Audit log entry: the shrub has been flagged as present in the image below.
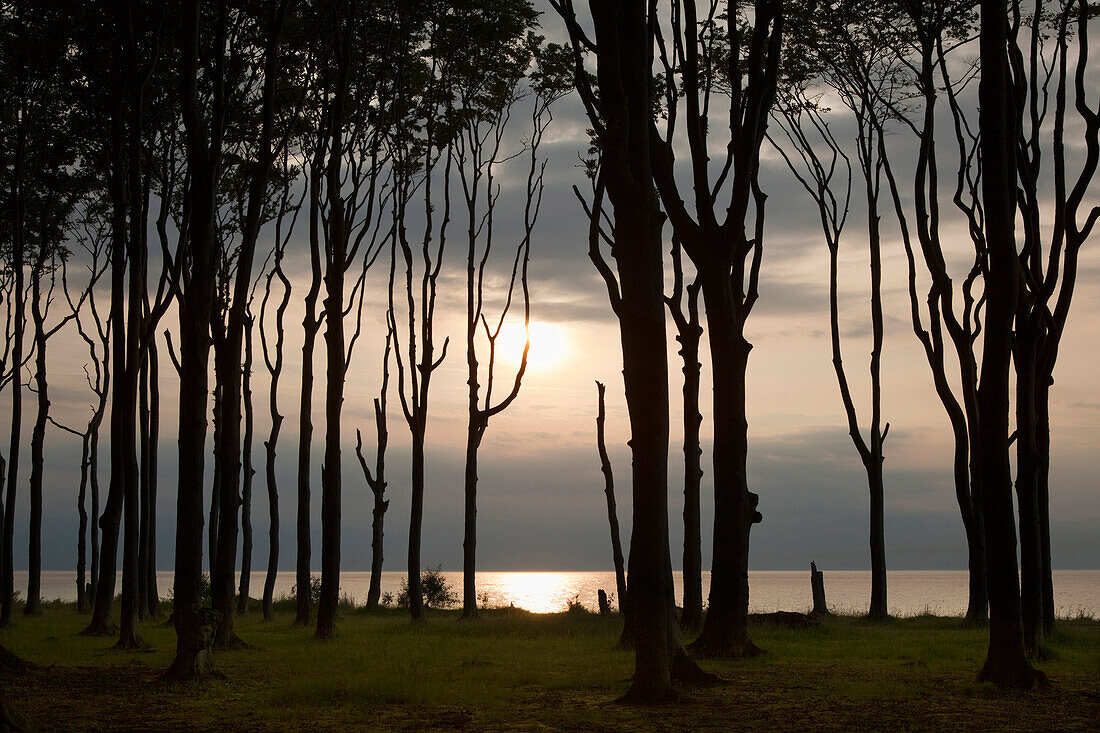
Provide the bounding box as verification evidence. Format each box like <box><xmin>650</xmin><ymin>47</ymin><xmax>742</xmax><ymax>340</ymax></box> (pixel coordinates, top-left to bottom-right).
<box><xmin>397</xmin><ymin>565</ymin><xmax>457</xmax><ymax>609</ymax></box>
<box><xmin>566</xmin><ymin>593</ymin><xmax>589</xmax><ymax>616</ymax></box>
<box><xmin>290</xmin><ymin>575</ymin><xmax>323</xmax><ymax>608</ymax></box>
<box><xmin>164</xmin><ymin>572</ymin><xmax>211</xmax><ymax>606</ymax></box>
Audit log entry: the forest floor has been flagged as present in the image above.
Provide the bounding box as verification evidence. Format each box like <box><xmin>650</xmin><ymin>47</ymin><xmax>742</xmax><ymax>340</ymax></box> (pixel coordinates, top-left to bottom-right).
<box><xmin>0</xmin><ymin>602</ymin><xmax>1097</xmax><ymax>731</ymax></box>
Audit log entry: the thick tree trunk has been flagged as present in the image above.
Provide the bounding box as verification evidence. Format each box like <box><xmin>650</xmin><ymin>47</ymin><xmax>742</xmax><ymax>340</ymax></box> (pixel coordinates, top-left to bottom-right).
<box><xmin>964</xmin><ymin>506</ymin><xmax>989</xmax><ymax>624</ymax></box>
<box><xmin>166</xmin><ymin>0</ymin><xmax>224</xmax><ymax>681</ymax></box>
<box><xmin>975</xmin><ymin>0</ymin><xmax>1041</xmax><ymax>689</ymax></box>
<box><xmin>316</xmin><ymin>227</ymin><xmax>346</xmax><ymax>640</ymax></box>
<box><xmin>211</xmin><ymin>321</ymin><xmax>245</xmax><ymax>648</ymax></box>
<box><xmin>691</xmin><ymin>266</ymin><xmax>761</xmax><ymax>659</ymax></box>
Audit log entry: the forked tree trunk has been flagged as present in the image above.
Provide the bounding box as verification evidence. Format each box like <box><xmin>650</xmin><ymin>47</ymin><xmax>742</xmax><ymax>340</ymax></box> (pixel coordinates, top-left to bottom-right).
<box><xmin>165</xmin><ymin>0</ymin><xmax>226</xmax><ymax>681</ymax></box>
<box><xmin>975</xmin><ymin>0</ymin><xmax>1042</xmax><ymax>689</ymax></box>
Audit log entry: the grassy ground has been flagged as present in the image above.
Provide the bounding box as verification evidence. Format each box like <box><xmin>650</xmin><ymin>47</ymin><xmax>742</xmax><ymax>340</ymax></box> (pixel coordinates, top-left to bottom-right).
<box><xmin>1</xmin><ymin>602</ymin><xmax>1097</xmax><ymax>731</ymax></box>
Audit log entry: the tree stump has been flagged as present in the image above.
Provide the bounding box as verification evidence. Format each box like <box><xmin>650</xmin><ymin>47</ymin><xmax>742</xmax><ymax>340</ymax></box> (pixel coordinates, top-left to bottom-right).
<box><xmin>598</xmin><ymin>589</ymin><xmax>611</xmax><ymax>615</ymax></box>
<box><xmin>811</xmin><ymin>562</ymin><xmax>829</xmax><ymax>616</ymax></box>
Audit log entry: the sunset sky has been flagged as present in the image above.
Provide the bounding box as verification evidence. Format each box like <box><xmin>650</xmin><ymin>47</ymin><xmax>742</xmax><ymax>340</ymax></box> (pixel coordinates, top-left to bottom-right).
<box><xmin>8</xmin><ymin>6</ymin><xmax>1100</xmax><ymax>578</ymax></box>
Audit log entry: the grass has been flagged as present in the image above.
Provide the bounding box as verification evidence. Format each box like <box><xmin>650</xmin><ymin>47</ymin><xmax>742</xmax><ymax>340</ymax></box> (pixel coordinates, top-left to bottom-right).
<box><xmin>1</xmin><ymin>603</ymin><xmax>1097</xmax><ymax>731</ymax></box>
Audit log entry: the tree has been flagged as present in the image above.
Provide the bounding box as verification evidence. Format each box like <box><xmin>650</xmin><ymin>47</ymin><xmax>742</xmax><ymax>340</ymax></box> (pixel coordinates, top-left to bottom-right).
<box><xmin>388</xmin><ymin>1</ymin><xmax>452</xmax><ymax>622</ymax></box>
<box><xmin>165</xmin><ymin>0</ymin><xmax>231</xmax><ymax>680</ymax></box>
<box><xmin>873</xmin><ymin>0</ymin><xmax>990</xmax><ymax>625</ymax></box>
<box><xmin>1007</xmin><ymin>0</ymin><xmax>1097</xmax><ymax>651</ymax></box>
<box><xmin>974</xmin><ymin>0</ymin><xmax>1043</xmax><ymax>689</ymax></box>
<box><xmin>553</xmin><ymin>0</ymin><xmax>713</xmax><ymax>702</ymax></box>
<box><xmin>258</xmin><ymin>149</ymin><xmax>304</xmax><ymax>621</ymax></box>
<box><xmin>594</xmin><ymin>381</ymin><xmax>627</xmax><ymax>625</ymax></box>
<box><xmin>207</xmin><ymin>0</ymin><xmax>290</xmax><ymax>649</ymax></box>
<box><xmin>646</xmin><ymin>0</ymin><xmax>783</xmax><ymax>657</ymax></box>
<box><xmin>665</xmin><ymin>237</ymin><xmax>702</xmax><ymax>630</ymax></box>
<box><xmin>771</xmin><ymin>0</ymin><xmax>905</xmax><ymax>619</ymax></box>
<box><xmin>355</xmin><ymin>332</ymin><xmax>390</xmax><ymax>610</ymax></box>
<box><xmin>0</xmin><ymin>0</ymin><xmax>79</xmax><ymax>628</ymax></box>
<box><xmin>313</xmin><ymin>0</ymin><xmax>400</xmax><ymax>640</ymax></box>
<box><xmin>452</xmin><ymin>11</ymin><xmax>557</xmax><ymax>620</ymax></box>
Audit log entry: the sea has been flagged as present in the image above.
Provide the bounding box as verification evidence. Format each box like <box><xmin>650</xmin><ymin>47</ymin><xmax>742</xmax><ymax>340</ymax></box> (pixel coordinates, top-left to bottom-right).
<box><xmin>18</xmin><ymin>569</ymin><xmax>1100</xmax><ymax>617</ymax></box>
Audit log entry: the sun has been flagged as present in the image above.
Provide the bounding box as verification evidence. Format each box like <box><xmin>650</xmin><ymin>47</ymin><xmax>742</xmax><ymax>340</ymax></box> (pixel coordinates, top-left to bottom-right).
<box><xmin>496</xmin><ymin>321</ymin><xmax>566</xmax><ymax>371</ymax></box>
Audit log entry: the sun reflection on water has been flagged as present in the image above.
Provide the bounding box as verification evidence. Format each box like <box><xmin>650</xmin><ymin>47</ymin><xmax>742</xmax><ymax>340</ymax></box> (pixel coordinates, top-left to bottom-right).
<box><xmin>487</xmin><ymin>572</ymin><xmax>578</xmax><ymax>613</ymax></box>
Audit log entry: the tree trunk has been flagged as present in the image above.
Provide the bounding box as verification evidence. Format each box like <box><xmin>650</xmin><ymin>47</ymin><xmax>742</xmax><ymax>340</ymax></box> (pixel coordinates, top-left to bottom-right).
<box><xmin>407</xmin><ymin>430</ymin><xmax>426</xmax><ymax>621</ymax></box>
<box><xmin>1014</xmin><ymin>316</ymin><xmax>1042</xmax><ymax>656</ymax></box>
<box><xmin>295</xmin><ymin>316</ymin><xmax>318</xmax><ymax>625</ymax></box>
<box><xmin>811</xmin><ymin>562</ymin><xmax>828</xmax><ymax>615</ymax></box>
<box><xmin>146</xmin><ymin>340</ymin><xmax>160</xmax><ymax>617</ymax></box>
<box><xmin>1</xmin><ymin>223</ymin><xmax>23</xmax><ymax>629</ymax></box>
<box><xmin>975</xmin><ymin>0</ymin><xmax>1041</xmax><ymax>689</ymax></box>
<box><xmin>1036</xmin><ymin>376</ymin><xmax>1054</xmax><ymax>636</ymax></box>
<box><xmin>295</xmin><ymin>152</ymin><xmax>324</xmax><ymax>625</ymax></box>
<box><xmin>209</xmin><ymin>379</ymin><xmax>221</xmax><ymax>577</ymax></box>
<box><xmin>262</xmin><ymin>268</ymin><xmax>289</xmax><ymax>621</ymax></box>
<box><xmin>138</xmin><ymin>338</ymin><xmax>151</xmax><ymax>619</ymax></box>
<box><xmin>677</xmin><ymin>325</ymin><xmax>703</xmax><ymax>631</ymax></box>
<box><xmin>237</xmin><ymin>317</ymin><xmax>255</xmax><ymax>616</ymax></box>
<box><xmin>595</xmin><ymin>382</ymin><xmax>628</xmax><ymax>626</ymax></box>
<box><xmin>691</xmin><ymin>264</ymin><xmax>761</xmax><ymax>658</ymax></box>
<box><xmin>367</xmin><ymin>486</ymin><xmax>386</xmax><ymax>609</ymax></box>
<box><xmin>461</xmin><ymin>423</ymin><xmax>484</xmax><ymax>619</ymax></box>
<box><xmin>25</xmin><ymin>259</ymin><xmax>48</xmax><ymax>617</ymax></box>
<box><xmin>166</xmin><ymin>0</ymin><xmax>225</xmax><ymax>680</ymax></box>
<box><xmin>867</xmin><ymin>462</ymin><xmax>888</xmax><ymax>619</ymax></box>
<box><xmin>76</xmin><ymin>434</ymin><xmax>91</xmax><ymax>613</ymax></box>
<box><xmin>89</xmin><ymin>426</ymin><xmax>102</xmax><ymax>605</ymax></box>
<box><xmin>83</xmin><ymin>81</ymin><xmax>128</xmax><ymax>636</ymax></box>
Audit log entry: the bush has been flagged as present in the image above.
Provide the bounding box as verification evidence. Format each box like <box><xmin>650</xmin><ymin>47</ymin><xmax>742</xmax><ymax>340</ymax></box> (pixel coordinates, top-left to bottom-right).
<box><xmin>380</xmin><ymin>591</ymin><xmax>394</xmax><ymax>608</ymax></box>
<box><xmin>566</xmin><ymin>593</ymin><xmax>589</xmax><ymax>616</ymax></box>
<box><xmin>290</xmin><ymin>575</ymin><xmax>323</xmax><ymax>608</ymax></box>
<box><xmin>397</xmin><ymin>565</ymin><xmax>457</xmax><ymax>609</ymax></box>
<box><xmin>164</xmin><ymin>572</ymin><xmax>211</xmax><ymax>606</ymax></box>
